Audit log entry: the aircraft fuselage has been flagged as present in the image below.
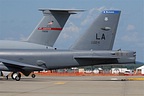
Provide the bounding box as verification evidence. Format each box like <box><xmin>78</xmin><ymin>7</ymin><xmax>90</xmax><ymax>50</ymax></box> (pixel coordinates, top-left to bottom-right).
<box><xmin>0</xmin><ymin>49</ymin><xmax>135</xmax><ymax>71</ymax></box>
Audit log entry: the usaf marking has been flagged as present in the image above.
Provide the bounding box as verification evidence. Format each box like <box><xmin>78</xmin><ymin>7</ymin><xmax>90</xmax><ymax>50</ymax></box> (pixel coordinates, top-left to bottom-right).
<box><xmin>103</xmin><ymin>10</ymin><xmax>120</xmax><ymax>14</ymax></box>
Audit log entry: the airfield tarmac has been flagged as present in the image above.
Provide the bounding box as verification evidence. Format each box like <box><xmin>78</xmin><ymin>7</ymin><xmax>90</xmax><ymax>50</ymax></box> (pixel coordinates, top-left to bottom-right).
<box><xmin>0</xmin><ymin>76</ymin><xmax>144</xmax><ymax>96</ymax></box>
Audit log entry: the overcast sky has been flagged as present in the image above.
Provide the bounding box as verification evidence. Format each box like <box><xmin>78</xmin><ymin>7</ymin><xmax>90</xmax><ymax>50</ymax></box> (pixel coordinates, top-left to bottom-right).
<box><xmin>0</xmin><ymin>0</ymin><xmax>143</xmax><ymax>62</ymax></box>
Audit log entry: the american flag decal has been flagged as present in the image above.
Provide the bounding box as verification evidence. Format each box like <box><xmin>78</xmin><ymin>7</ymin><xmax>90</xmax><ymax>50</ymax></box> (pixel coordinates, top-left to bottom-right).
<box><xmin>48</xmin><ymin>21</ymin><xmax>53</xmax><ymax>25</ymax></box>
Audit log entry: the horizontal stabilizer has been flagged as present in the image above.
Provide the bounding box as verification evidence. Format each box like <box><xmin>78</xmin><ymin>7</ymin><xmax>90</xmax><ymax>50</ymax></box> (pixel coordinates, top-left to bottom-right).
<box><xmin>39</xmin><ymin>8</ymin><xmax>85</xmax><ymax>14</ymax></box>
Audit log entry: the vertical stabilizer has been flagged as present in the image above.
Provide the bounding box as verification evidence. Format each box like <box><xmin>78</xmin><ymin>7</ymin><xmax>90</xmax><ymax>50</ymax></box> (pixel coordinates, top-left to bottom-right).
<box><xmin>71</xmin><ymin>10</ymin><xmax>121</xmax><ymax>50</ymax></box>
<box><xmin>27</xmin><ymin>9</ymin><xmax>83</xmax><ymax>46</ymax></box>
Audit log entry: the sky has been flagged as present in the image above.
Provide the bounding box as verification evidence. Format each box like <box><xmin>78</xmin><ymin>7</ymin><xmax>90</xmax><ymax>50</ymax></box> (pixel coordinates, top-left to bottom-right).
<box><xmin>0</xmin><ymin>0</ymin><xmax>143</xmax><ymax>62</ymax></box>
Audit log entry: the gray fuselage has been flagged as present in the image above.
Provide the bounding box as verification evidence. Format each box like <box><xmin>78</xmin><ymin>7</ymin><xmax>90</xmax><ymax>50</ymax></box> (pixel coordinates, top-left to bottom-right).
<box><xmin>0</xmin><ymin>49</ymin><xmax>135</xmax><ymax>71</ymax></box>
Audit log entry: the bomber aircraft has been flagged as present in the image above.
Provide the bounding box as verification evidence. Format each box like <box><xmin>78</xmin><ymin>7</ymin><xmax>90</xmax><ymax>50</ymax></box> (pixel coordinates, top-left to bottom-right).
<box><xmin>0</xmin><ymin>9</ymin><xmax>83</xmax><ymax>77</ymax></box>
<box><xmin>0</xmin><ymin>9</ymin><xmax>136</xmax><ymax>81</ymax></box>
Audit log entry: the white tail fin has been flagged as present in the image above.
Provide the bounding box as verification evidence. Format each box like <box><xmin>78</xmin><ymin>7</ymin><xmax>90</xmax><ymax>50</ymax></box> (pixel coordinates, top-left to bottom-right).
<box><xmin>71</xmin><ymin>10</ymin><xmax>121</xmax><ymax>50</ymax></box>
<box><xmin>27</xmin><ymin>9</ymin><xmax>84</xmax><ymax>47</ymax></box>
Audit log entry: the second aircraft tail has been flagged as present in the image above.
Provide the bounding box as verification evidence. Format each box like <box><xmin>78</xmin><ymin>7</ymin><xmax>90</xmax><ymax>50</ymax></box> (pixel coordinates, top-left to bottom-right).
<box><xmin>71</xmin><ymin>10</ymin><xmax>121</xmax><ymax>50</ymax></box>
<box><xmin>27</xmin><ymin>9</ymin><xmax>83</xmax><ymax>47</ymax></box>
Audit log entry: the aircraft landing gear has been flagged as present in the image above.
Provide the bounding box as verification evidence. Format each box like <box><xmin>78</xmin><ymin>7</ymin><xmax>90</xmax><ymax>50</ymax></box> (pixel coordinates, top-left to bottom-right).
<box><xmin>11</xmin><ymin>72</ymin><xmax>21</xmax><ymax>81</ymax></box>
<box><xmin>6</xmin><ymin>75</ymin><xmax>8</xmax><ymax>80</ymax></box>
<box><xmin>31</xmin><ymin>74</ymin><xmax>36</xmax><ymax>78</ymax></box>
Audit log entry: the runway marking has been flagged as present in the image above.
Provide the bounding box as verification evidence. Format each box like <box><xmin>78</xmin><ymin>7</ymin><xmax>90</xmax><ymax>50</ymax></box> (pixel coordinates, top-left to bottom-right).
<box><xmin>111</xmin><ymin>78</ymin><xmax>118</xmax><ymax>80</ymax></box>
<box><xmin>128</xmin><ymin>78</ymin><xmax>144</xmax><ymax>81</ymax></box>
<box><xmin>54</xmin><ymin>81</ymin><xmax>66</xmax><ymax>85</ymax></box>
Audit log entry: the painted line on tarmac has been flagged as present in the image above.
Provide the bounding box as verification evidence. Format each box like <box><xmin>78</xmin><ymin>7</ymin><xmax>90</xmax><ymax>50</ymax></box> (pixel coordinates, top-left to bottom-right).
<box><xmin>127</xmin><ymin>78</ymin><xmax>144</xmax><ymax>81</ymax></box>
<box><xmin>54</xmin><ymin>81</ymin><xmax>66</xmax><ymax>85</ymax></box>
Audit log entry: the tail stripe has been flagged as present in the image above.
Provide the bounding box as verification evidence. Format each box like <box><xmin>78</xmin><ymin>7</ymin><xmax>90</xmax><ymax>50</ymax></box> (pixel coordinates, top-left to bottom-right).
<box><xmin>38</xmin><ymin>27</ymin><xmax>62</xmax><ymax>31</ymax></box>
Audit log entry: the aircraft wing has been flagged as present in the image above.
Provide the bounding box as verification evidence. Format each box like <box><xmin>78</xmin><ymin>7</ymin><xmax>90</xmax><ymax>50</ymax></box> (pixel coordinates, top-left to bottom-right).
<box><xmin>0</xmin><ymin>58</ymin><xmax>45</xmax><ymax>71</ymax></box>
<box><xmin>74</xmin><ymin>56</ymin><xmax>119</xmax><ymax>59</ymax></box>
<box><xmin>74</xmin><ymin>56</ymin><xmax>119</xmax><ymax>65</ymax></box>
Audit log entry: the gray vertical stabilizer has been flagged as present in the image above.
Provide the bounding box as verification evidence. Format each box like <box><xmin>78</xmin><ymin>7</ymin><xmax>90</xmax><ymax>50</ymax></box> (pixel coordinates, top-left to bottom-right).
<box><xmin>71</xmin><ymin>10</ymin><xmax>121</xmax><ymax>50</ymax></box>
<box><xmin>27</xmin><ymin>9</ymin><xmax>84</xmax><ymax>47</ymax></box>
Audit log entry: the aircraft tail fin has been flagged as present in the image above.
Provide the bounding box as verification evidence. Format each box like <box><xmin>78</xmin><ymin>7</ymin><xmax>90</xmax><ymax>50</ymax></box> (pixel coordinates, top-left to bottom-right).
<box><xmin>71</xmin><ymin>10</ymin><xmax>121</xmax><ymax>50</ymax></box>
<box><xmin>27</xmin><ymin>9</ymin><xmax>84</xmax><ymax>46</ymax></box>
